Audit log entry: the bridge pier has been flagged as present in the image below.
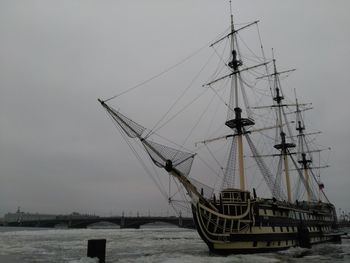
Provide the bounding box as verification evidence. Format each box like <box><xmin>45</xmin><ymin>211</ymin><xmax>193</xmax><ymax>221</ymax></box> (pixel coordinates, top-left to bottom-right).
<box><xmin>120</xmin><ymin>216</ymin><xmax>125</xmax><ymax>228</ymax></box>
<box><xmin>178</xmin><ymin>215</ymin><xmax>183</xmax><ymax>227</ymax></box>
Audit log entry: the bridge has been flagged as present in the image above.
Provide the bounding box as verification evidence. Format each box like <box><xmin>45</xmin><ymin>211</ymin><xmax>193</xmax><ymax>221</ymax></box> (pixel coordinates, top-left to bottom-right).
<box><xmin>2</xmin><ymin>215</ymin><xmax>195</xmax><ymax>229</ymax></box>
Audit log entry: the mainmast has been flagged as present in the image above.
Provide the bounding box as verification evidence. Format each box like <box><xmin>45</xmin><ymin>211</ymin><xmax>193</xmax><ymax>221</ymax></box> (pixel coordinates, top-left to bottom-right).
<box><xmin>271</xmin><ymin>58</ymin><xmax>296</xmax><ymax>202</ymax></box>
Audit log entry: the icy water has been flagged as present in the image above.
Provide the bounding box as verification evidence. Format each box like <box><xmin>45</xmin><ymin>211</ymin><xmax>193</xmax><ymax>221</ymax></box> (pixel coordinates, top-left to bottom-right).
<box><xmin>0</xmin><ymin>226</ymin><xmax>349</xmax><ymax>263</ymax></box>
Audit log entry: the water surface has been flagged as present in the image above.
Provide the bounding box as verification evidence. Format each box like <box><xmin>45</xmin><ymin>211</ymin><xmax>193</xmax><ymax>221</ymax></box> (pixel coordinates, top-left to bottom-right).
<box><xmin>0</xmin><ymin>226</ymin><xmax>349</xmax><ymax>262</ymax></box>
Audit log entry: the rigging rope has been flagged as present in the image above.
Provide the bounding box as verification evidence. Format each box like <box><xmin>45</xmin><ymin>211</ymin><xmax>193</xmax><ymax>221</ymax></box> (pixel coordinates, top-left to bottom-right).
<box><xmin>221</xmin><ymin>136</ymin><xmax>237</xmax><ymax>190</ymax></box>
<box><xmin>236</xmin><ymin>32</ymin><xmax>265</xmax><ymax>63</ymax></box>
<box><xmin>103</xmin><ymin>47</ymin><xmax>208</xmax><ymax>102</ymax></box>
<box><xmin>106</xmin><ymin>113</ymin><xmax>169</xmax><ymax>199</ymax></box>
<box><xmin>245</xmin><ymin>132</ymin><xmax>285</xmax><ymax>200</ymax></box>
<box><xmin>105</xmin><ymin>107</ymin><xmax>193</xmax><ymax>216</ymax></box>
<box><xmin>288</xmin><ymin>150</ymin><xmax>317</xmax><ymax>201</ymax></box>
<box><xmin>145</xmin><ymin>49</ymin><xmax>217</xmax><ymax>139</ymax></box>
<box><xmin>146</xmin><ymin>88</ymin><xmax>209</xmax><ymax>139</ymax></box>
<box><xmin>103</xmin><ymin>26</ymin><xmax>232</xmax><ymax>103</ymax></box>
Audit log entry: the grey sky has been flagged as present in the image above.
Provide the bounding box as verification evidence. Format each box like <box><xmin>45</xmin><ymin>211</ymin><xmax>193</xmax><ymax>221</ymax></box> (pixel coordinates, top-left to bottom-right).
<box><xmin>1</xmin><ymin>0</ymin><xmax>350</xmax><ymax>217</ymax></box>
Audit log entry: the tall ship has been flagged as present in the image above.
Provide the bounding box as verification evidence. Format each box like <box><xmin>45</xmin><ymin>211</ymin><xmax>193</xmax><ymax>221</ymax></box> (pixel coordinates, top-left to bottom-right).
<box><xmin>98</xmin><ymin>4</ymin><xmax>341</xmax><ymax>254</ymax></box>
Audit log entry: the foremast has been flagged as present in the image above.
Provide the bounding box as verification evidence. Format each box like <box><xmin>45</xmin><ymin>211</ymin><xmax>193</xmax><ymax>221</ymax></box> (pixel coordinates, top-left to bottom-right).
<box><xmin>205</xmin><ymin>12</ymin><xmax>271</xmax><ymax>194</ymax></box>
<box><xmin>225</xmin><ymin>10</ymin><xmax>254</xmax><ymax>191</ymax></box>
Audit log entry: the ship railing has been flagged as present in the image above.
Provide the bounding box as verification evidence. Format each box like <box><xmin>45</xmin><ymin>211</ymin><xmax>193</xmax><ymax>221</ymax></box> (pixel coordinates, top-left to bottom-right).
<box><xmin>198</xmin><ymin>201</ymin><xmax>252</xmax><ymax>234</ymax></box>
<box><xmin>200</xmin><ymin>211</ymin><xmax>251</xmax><ymax>234</ymax></box>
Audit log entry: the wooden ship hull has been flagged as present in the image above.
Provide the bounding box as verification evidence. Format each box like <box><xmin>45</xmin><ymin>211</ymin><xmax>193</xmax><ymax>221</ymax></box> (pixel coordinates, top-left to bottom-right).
<box><xmin>192</xmin><ymin>189</ymin><xmax>339</xmax><ymax>254</ymax></box>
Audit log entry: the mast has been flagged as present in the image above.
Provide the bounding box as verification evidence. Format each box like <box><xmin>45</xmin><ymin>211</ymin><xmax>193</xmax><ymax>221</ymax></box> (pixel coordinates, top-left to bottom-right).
<box><xmin>204</xmin><ymin>6</ymin><xmax>265</xmax><ymax>192</ymax></box>
<box><xmin>225</xmin><ymin>4</ymin><xmax>254</xmax><ymax>191</ymax></box>
<box><xmin>271</xmin><ymin>58</ymin><xmax>296</xmax><ymax>202</ymax></box>
<box><xmin>295</xmin><ymin>98</ymin><xmax>312</xmax><ymax>202</ymax></box>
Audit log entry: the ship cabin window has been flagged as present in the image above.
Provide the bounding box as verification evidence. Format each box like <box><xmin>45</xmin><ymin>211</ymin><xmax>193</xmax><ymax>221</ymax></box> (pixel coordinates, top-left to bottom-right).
<box><xmin>280</xmin><ymin>226</ymin><xmax>283</xmax><ymax>232</ymax></box>
<box><xmin>286</xmin><ymin>226</ymin><xmax>289</xmax><ymax>232</ymax></box>
<box><xmin>286</xmin><ymin>240</ymin><xmax>289</xmax><ymax>245</ymax></box>
<box><xmin>253</xmin><ymin>241</ymin><xmax>257</xmax><ymax>247</ymax></box>
<box><xmin>272</xmin><ymin>226</ymin><xmax>275</xmax><ymax>232</ymax></box>
<box><xmin>232</xmin><ymin>193</ymin><xmax>237</xmax><ymax>200</ymax></box>
<box><xmin>223</xmin><ymin>193</ymin><xmax>231</xmax><ymax>200</ymax></box>
<box><xmin>278</xmin><ymin>241</ymin><xmax>281</xmax><ymax>246</ymax></box>
<box><xmin>264</xmin><ymin>209</ymin><xmax>267</xmax><ymax>215</ymax></box>
<box><xmin>272</xmin><ymin>210</ymin><xmax>275</xmax><ymax>216</ymax></box>
<box><xmin>232</xmin><ymin>192</ymin><xmax>240</xmax><ymax>201</ymax></box>
<box><xmin>267</xmin><ymin>241</ymin><xmax>271</xmax><ymax>247</ymax></box>
<box><xmin>223</xmin><ymin>205</ymin><xmax>227</xmax><ymax>214</ymax></box>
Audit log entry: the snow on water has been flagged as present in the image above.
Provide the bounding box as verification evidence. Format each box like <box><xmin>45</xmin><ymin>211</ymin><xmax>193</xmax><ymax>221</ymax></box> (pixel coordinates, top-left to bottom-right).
<box><xmin>0</xmin><ymin>227</ymin><xmax>350</xmax><ymax>262</ymax></box>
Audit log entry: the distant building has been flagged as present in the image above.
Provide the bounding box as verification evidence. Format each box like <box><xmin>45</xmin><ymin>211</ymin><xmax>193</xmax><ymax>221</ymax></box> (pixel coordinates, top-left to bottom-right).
<box><xmin>4</xmin><ymin>207</ymin><xmax>56</xmax><ymax>223</ymax></box>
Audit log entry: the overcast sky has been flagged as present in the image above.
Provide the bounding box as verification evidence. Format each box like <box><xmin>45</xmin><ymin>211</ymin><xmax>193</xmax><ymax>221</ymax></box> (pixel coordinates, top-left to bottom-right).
<box><xmin>1</xmin><ymin>0</ymin><xmax>350</xmax><ymax>217</ymax></box>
